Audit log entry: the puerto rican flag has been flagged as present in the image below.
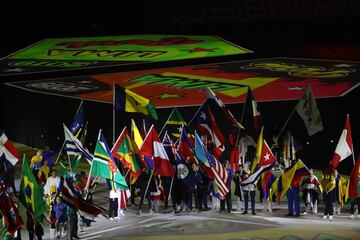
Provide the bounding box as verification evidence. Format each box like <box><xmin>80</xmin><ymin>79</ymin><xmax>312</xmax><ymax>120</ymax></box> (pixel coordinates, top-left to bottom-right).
<box><xmin>241</xmin><ymin>139</ymin><xmax>276</xmax><ymax>186</ymax></box>
<box><xmin>140</xmin><ymin>125</ymin><xmax>174</xmax><ymax>177</ymax></box>
<box><xmin>0</xmin><ymin>131</ymin><xmax>19</xmax><ymax>166</ymax></box>
<box><xmin>330</xmin><ymin>115</ymin><xmax>353</xmax><ymax>170</ymax></box>
<box><xmin>194</xmin><ymin>102</ymin><xmax>225</xmax><ymax>159</ymax></box>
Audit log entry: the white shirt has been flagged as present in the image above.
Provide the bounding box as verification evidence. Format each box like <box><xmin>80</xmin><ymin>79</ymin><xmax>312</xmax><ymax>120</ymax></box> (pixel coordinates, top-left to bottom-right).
<box><xmin>44</xmin><ymin>176</ymin><xmax>61</xmax><ymax>196</ymax></box>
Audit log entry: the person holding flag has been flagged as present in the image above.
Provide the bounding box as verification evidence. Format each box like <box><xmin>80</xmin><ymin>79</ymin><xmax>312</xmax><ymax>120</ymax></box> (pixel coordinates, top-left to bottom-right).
<box><xmin>241</xmin><ymin>168</ymin><xmax>256</xmax><ymax>215</ymax></box>
<box><xmin>301</xmin><ymin>168</ymin><xmax>321</xmax><ymax>214</ymax></box>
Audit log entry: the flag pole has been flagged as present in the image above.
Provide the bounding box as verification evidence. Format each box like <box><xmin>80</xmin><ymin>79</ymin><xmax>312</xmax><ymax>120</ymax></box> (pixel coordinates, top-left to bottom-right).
<box><xmin>276</xmin><ymin>108</ymin><xmax>296</xmax><ymax>143</ymax></box>
<box><xmin>167</xmin><ymin>177</ymin><xmax>174</xmax><ymax>203</ymax></box>
<box><xmin>55</xmin><ymin>100</ymin><xmax>84</xmax><ymax>165</ymax></box>
<box><xmin>113</xmin><ymin>82</ymin><xmax>116</xmax><ymax>145</ymax></box>
<box><xmin>159</xmin><ymin>108</ymin><xmax>175</xmax><ymax>136</ymax></box>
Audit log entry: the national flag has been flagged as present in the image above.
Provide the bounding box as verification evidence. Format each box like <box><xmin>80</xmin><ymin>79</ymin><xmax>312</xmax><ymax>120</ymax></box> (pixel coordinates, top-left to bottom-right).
<box><xmin>0</xmin><ymin>180</ymin><xmax>23</xmax><ymax>235</ymax></box>
<box><xmin>251</xmin><ymin>127</ymin><xmax>264</xmax><ymax>173</ymax></box>
<box><xmin>330</xmin><ymin>115</ymin><xmax>353</xmax><ymax>170</ymax></box>
<box><xmin>131</xmin><ymin>119</ymin><xmax>143</xmax><ymax>149</ymax></box>
<box><xmin>194</xmin><ymin>132</ymin><xmax>214</xmax><ymax>179</ymax></box>
<box><xmin>63</xmin><ymin>124</ymin><xmax>93</xmax><ymax>164</ymax></box>
<box><xmin>263</xmin><ymin>171</ymin><xmax>277</xmax><ymax>200</ymax></box>
<box><xmin>277</xmin><ymin>160</ymin><xmax>306</xmax><ymax>197</ymax></box>
<box><xmin>193</xmin><ymin>101</ymin><xmax>225</xmax><ymax>159</ymax></box>
<box><xmin>206</xmin><ymin>87</ymin><xmax>243</xmax><ymax>128</ymax></box>
<box><xmin>295</xmin><ymin>86</ymin><xmax>323</xmax><ymax>136</ymax></box>
<box><xmin>162</xmin><ymin>131</ymin><xmax>176</xmax><ymax>165</ymax></box>
<box><xmin>241</xmin><ymin>139</ymin><xmax>276</xmax><ymax>186</ymax></box>
<box><xmin>112</xmin><ymin>127</ymin><xmax>143</xmax><ymax>174</ymax></box>
<box><xmin>91</xmin><ymin>130</ymin><xmax>128</xmax><ymax>189</ymax></box>
<box><xmin>349</xmin><ymin>154</ymin><xmax>360</xmax><ymax>199</ymax></box>
<box><xmin>241</xmin><ymin>86</ymin><xmax>262</xmax><ymax>140</ymax></box>
<box><xmin>0</xmin><ymin>131</ymin><xmax>19</xmax><ymax>166</ymax></box>
<box><xmin>114</xmin><ymin>83</ymin><xmax>158</xmax><ymax>120</ymax></box>
<box><xmin>178</xmin><ymin>128</ymin><xmax>196</xmax><ymax>164</ymax></box>
<box><xmin>69</xmin><ymin>102</ymin><xmax>85</xmax><ymax>139</ymax></box>
<box><xmin>163</xmin><ymin>108</ymin><xmax>187</xmax><ymax>141</ymax></box>
<box><xmin>140</xmin><ymin>125</ymin><xmax>174</xmax><ymax>177</ymax></box>
<box><xmin>19</xmin><ymin>156</ymin><xmax>46</xmax><ymax>221</ymax></box>
<box><xmin>194</xmin><ymin>132</ymin><xmax>228</xmax><ymax>199</ymax></box>
<box><xmin>61</xmin><ymin>178</ymin><xmax>104</xmax><ymax>216</ymax></box>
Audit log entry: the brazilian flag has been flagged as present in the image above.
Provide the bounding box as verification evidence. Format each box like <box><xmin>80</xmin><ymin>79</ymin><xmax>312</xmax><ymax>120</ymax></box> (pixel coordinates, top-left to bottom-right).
<box><xmin>19</xmin><ymin>156</ymin><xmax>47</xmax><ymax>221</ymax></box>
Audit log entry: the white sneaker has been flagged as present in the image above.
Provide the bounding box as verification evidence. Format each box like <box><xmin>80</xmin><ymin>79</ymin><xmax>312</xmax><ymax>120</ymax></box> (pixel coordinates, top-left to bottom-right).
<box><xmin>115</xmin><ymin>216</ymin><xmax>121</xmax><ymax>220</ymax></box>
<box><xmin>329</xmin><ymin>215</ymin><xmax>333</xmax><ymax>221</ymax></box>
<box><xmin>109</xmin><ymin>217</ymin><xmax>114</xmax><ymax>221</ymax></box>
<box><xmin>350</xmin><ymin>214</ymin><xmax>354</xmax><ymax>220</ymax></box>
<box><xmin>150</xmin><ymin>209</ymin><xmax>154</xmax><ymax>215</ymax></box>
<box><xmin>322</xmin><ymin>215</ymin><xmax>328</xmax><ymax>219</ymax></box>
<box><xmin>303</xmin><ymin>212</ymin><xmax>307</xmax><ymax>215</ymax></box>
<box><xmin>138</xmin><ymin>210</ymin><xmax>142</xmax><ymax>215</ymax></box>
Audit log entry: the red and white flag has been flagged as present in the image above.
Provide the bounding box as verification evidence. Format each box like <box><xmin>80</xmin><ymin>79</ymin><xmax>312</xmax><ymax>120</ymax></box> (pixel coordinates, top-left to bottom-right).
<box><xmin>0</xmin><ymin>131</ymin><xmax>19</xmax><ymax>166</ymax></box>
<box><xmin>140</xmin><ymin>125</ymin><xmax>174</xmax><ymax>177</ymax></box>
<box><xmin>330</xmin><ymin>115</ymin><xmax>353</xmax><ymax>169</ymax></box>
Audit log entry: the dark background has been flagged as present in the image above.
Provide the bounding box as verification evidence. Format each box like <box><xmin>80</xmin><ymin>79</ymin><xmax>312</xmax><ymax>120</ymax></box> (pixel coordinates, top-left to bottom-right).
<box><xmin>1</xmin><ymin>0</ymin><xmax>359</xmax><ymax>173</ymax></box>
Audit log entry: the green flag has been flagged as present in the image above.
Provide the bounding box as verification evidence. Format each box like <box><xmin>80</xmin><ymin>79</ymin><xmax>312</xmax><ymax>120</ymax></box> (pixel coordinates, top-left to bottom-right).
<box><xmin>19</xmin><ymin>156</ymin><xmax>47</xmax><ymax>221</ymax></box>
<box><xmin>90</xmin><ymin>130</ymin><xmax>128</xmax><ymax>190</ymax></box>
<box><xmin>164</xmin><ymin>107</ymin><xmax>187</xmax><ymax>141</ymax></box>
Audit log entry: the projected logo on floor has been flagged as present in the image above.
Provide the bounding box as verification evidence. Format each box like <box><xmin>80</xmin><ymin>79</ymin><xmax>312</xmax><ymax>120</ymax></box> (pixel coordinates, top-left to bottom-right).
<box><xmin>6</xmin><ymin>58</ymin><xmax>359</xmax><ymax>107</ymax></box>
<box><xmin>0</xmin><ymin>35</ymin><xmax>251</xmax><ymax>75</ymax></box>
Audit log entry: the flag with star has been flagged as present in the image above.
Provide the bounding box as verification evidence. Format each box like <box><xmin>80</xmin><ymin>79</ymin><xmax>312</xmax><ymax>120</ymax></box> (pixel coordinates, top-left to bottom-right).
<box><xmin>90</xmin><ymin>130</ymin><xmax>128</xmax><ymax>190</ymax></box>
<box><xmin>69</xmin><ymin>102</ymin><xmax>85</xmax><ymax>139</ymax></box>
<box><xmin>193</xmin><ymin>101</ymin><xmax>225</xmax><ymax>159</ymax></box>
<box><xmin>114</xmin><ymin>83</ymin><xmax>158</xmax><ymax>120</ymax></box>
<box><xmin>19</xmin><ymin>155</ymin><xmax>46</xmax><ymax>221</ymax></box>
<box><xmin>162</xmin><ymin>107</ymin><xmax>187</xmax><ymax>141</ymax></box>
<box><xmin>241</xmin><ymin>139</ymin><xmax>276</xmax><ymax>187</ymax></box>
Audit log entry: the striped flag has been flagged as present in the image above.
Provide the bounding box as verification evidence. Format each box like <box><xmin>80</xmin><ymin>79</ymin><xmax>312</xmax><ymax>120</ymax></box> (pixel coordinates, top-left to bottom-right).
<box><xmin>63</xmin><ymin>124</ymin><xmax>93</xmax><ymax>164</ymax></box>
<box><xmin>0</xmin><ymin>131</ymin><xmax>19</xmax><ymax>166</ymax></box>
<box><xmin>330</xmin><ymin>115</ymin><xmax>353</xmax><ymax>170</ymax></box>
<box><xmin>194</xmin><ymin>132</ymin><xmax>228</xmax><ymax>199</ymax></box>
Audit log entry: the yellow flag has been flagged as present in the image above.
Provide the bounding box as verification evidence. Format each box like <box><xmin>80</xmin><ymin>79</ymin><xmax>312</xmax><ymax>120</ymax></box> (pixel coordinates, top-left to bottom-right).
<box><xmin>280</xmin><ymin>160</ymin><xmax>305</xmax><ymax>196</ymax></box>
<box><xmin>251</xmin><ymin>127</ymin><xmax>263</xmax><ymax>173</ymax></box>
<box><xmin>131</xmin><ymin>119</ymin><xmax>143</xmax><ymax>149</ymax></box>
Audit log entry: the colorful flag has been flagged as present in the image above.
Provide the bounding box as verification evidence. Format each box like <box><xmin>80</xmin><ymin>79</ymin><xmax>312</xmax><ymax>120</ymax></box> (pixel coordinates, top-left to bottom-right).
<box><xmin>277</xmin><ymin>160</ymin><xmax>306</xmax><ymax>197</ymax></box>
<box><xmin>114</xmin><ymin>83</ymin><xmax>158</xmax><ymax>120</ymax></box>
<box><xmin>140</xmin><ymin>125</ymin><xmax>174</xmax><ymax>177</ymax></box>
<box><xmin>193</xmin><ymin>102</ymin><xmax>225</xmax><ymax>159</ymax></box>
<box><xmin>131</xmin><ymin>119</ymin><xmax>143</xmax><ymax>149</ymax></box>
<box><xmin>112</xmin><ymin>127</ymin><xmax>143</xmax><ymax>174</ymax></box>
<box><xmin>63</xmin><ymin>124</ymin><xmax>93</xmax><ymax>164</ymax></box>
<box><xmin>241</xmin><ymin>139</ymin><xmax>276</xmax><ymax>187</ymax></box>
<box><xmin>69</xmin><ymin>102</ymin><xmax>85</xmax><ymax>139</ymax></box>
<box><xmin>19</xmin><ymin>156</ymin><xmax>46</xmax><ymax>221</ymax></box>
<box><xmin>349</xmin><ymin>154</ymin><xmax>360</xmax><ymax>199</ymax></box>
<box><xmin>206</xmin><ymin>87</ymin><xmax>243</xmax><ymax>128</ymax></box>
<box><xmin>163</xmin><ymin>108</ymin><xmax>187</xmax><ymax>141</ymax></box>
<box><xmin>330</xmin><ymin>115</ymin><xmax>353</xmax><ymax>170</ymax></box>
<box><xmin>0</xmin><ymin>179</ymin><xmax>23</xmax><ymax>235</ymax></box>
<box><xmin>162</xmin><ymin>131</ymin><xmax>176</xmax><ymax>165</ymax></box>
<box><xmin>295</xmin><ymin>86</ymin><xmax>323</xmax><ymax>136</ymax></box>
<box><xmin>178</xmin><ymin>128</ymin><xmax>196</xmax><ymax>164</ymax></box>
<box><xmin>91</xmin><ymin>130</ymin><xmax>128</xmax><ymax>189</ymax></box>
<box><xmin>241</xmin><ymin>86</ymin><xmax>262</xmax><ymax>140</ymax></box>
<box><xmin>263</xmin><ymin>171</ymin><xmax>277</xmax><ymax>200</ymax></box>
<box><xmin>61</xmin><ymin>178</ymin><xmax>104</xmax><ymax>216</ymax></box>
<box><xmin>0</xmin><ymin>131</ymin><xmax>19</xmax><ymax>166</ymax></box>
<box><xmin>194</xmin><ymin>132</ymin><xmax>228</xmax><ymax>199</ymax></box>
